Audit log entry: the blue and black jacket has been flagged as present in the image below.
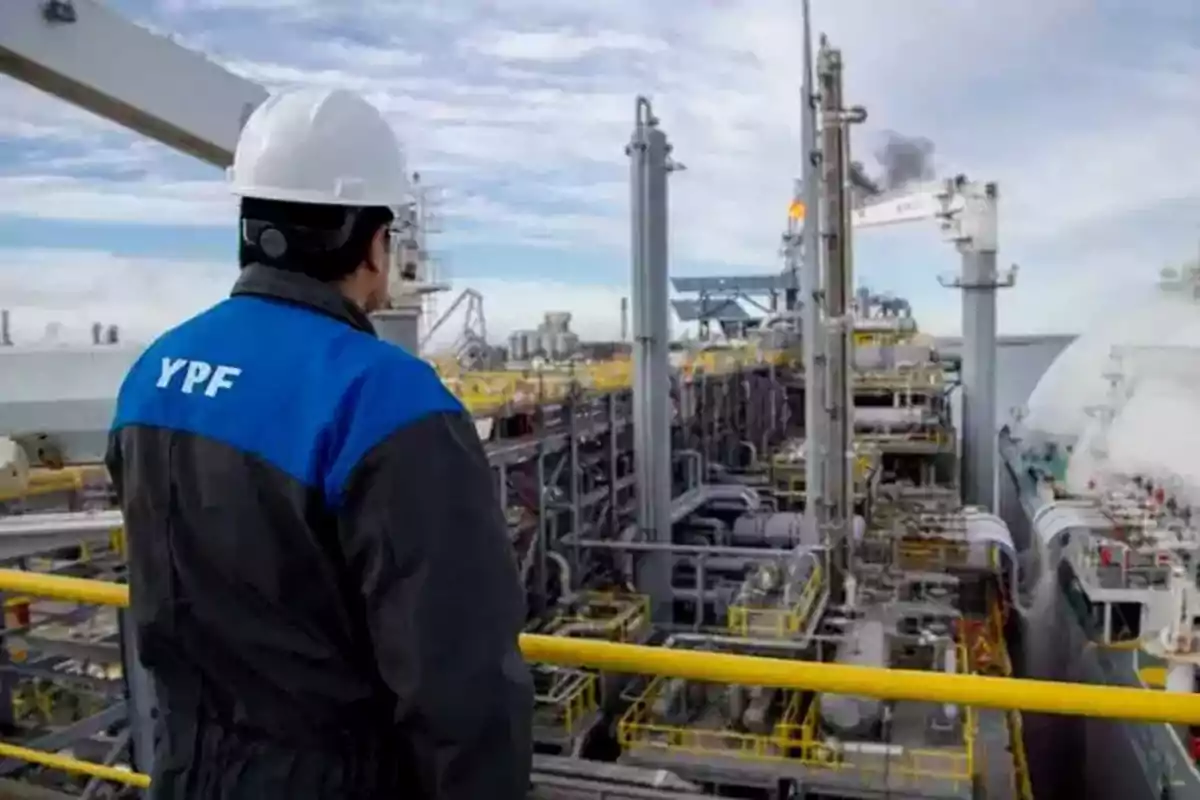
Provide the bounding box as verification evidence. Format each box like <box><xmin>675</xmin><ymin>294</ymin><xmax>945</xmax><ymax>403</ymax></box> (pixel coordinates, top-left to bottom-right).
<box><xmin>107</xmin><ymin>264</ymin><xmax>532</xmax><ymax>799</ymax></box>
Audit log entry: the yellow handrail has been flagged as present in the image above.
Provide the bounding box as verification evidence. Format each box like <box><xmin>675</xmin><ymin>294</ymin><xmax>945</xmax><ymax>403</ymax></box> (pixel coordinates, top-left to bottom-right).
<box><xmin>0</xmin><ymin>742</ymin><xmax>150</xmax><ymax>788</ymax></box>
<box><xmin>4</xmin><ymin>569</ymin><xmax>1200</xmax><ymax>726</ymax></box>
<box><xmin>3</xmin><ymin>567</ymin><xmax>1200</xmax><ymax>788</ymax></box>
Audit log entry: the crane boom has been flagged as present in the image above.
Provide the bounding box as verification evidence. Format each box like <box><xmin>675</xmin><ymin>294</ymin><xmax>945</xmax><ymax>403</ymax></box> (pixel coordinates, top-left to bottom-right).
<box><xmin>849</xmin><ymin>177</ymin><xmax>964</xmax><ymax>229</ymax></box>
<box><xmin>0</xmin><ymin>0</ymin><xmax>267</xmax><ymax>167</ymax></box>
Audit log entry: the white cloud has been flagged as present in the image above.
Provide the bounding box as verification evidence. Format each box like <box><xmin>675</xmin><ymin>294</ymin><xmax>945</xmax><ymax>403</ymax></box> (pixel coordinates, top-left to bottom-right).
<box><xmin>0</xmin><ymin>246</ymin><xmax>1153</xmax><ymax>355</ymax></box>
<box><xmin>0</xmin><ymin>175</ymin><xmax>234</xmax><ymax>225</ymax></box>
<box><xmin>0</xmin><ymin>246</ymin><xmax>629</xmax><ymax>348</ymax></box>
<box><xmin>466</xmin><ymin>30</ymin><xmax>666</xmax><ymax>62</ymax></box>
<box><xmin>1</xmin><ymin>0</ymin><xmax>1198</xmax><ymax>339</ymax></box>
<box><xmin>0</xmin><ymin>248</ymin><xmax>230</xmax><ymax>345</ymax></box>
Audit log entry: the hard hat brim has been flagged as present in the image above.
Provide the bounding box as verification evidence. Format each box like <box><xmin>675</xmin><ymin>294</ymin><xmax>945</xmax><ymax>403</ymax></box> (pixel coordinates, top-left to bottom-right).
<box><xmin>229</xmin><ymin>178</ymin><xmax>404</xmax><ymax>209</ymax></box>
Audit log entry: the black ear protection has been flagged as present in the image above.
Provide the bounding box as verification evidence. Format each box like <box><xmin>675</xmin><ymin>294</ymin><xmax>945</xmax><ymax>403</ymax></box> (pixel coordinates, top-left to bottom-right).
<box><xmin>241</xmin><ymin>210</ymin><xmax>360</xmax><ymax>263</ymax></box>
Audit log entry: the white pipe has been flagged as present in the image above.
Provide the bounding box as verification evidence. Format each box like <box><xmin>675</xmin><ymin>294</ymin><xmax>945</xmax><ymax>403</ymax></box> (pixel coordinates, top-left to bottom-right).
<box><xmin>548</xmin><ymin>551</ymin><xmax>573</xmax><ymax>599</ymax></box>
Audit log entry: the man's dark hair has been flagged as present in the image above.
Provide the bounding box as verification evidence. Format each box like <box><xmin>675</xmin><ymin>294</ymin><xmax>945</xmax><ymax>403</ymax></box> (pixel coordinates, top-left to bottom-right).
<box><xmin>238</xmin><ymin>197</ymin><xmax>394</xmax><ymax>283</ymax></box>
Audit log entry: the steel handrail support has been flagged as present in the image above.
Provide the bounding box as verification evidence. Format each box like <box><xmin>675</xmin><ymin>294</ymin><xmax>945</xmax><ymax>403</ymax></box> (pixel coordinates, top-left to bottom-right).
<box><xmin>2</xmin><ymin>567</ymin><xmax>1200</xmax><ymax>791</ymax></box>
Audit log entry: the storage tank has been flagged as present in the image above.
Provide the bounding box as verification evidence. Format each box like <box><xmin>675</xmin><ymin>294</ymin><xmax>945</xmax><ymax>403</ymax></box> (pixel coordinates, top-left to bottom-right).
<box><xmin>553</xmin><ymin>331</ymin><xmax>580</xmax><ymax>360</ymax></box>
<box><xmin>819</xmin><ymin>618</ymin><xmax>888</xmax><ymax>737</ymax></box>
<box><xmin>543</xmin><ymin>311</ymin><xmax>572</xmax><ymax>332</ymax></box>
<box><xmin>539</xmin><ymin>330</ymin><xmax>556</xmax><ymax>360</ymax></box>
<box><xmin>508</xmin><ymin>331</ymin><xmax>529</xmax><ymax>361</ymax></box>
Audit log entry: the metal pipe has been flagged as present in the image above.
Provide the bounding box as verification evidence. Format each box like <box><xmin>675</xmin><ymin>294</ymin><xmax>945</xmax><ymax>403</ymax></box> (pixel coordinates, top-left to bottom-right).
<box><xmin>561</xmin><ymin>537</ymin><xmax>821</xmax><ymax>560</ymax></box>
<box><xmin>4</xmin><ymin>570</ymin><xmax>1200</xmax><ymax>723</ymax></box>
<box><xmin>0</xmin><ymin>510</ymin><xmax>123</xmax><ymax>536</ymax></box>
<box><xmin>665</xmin><ymin>632</ymin><xmax>843</xmax><ymax>651</ymax></box>
<box><xmin>547</xmin><ymin>551</ymin><xmax>572</xmax><ymax>599</ymax></box>
<box><xmin>659</xmin><ymin>624</ymin><xmax>850</xmax><ymax>645</ymax></box>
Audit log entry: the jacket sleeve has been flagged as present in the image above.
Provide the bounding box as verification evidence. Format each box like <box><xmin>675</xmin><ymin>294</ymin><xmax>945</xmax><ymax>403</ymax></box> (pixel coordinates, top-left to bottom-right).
<box><xmin>335</xmin><ymin>408</ymin><xmax>533</xmax><ymax>800</ymax></box>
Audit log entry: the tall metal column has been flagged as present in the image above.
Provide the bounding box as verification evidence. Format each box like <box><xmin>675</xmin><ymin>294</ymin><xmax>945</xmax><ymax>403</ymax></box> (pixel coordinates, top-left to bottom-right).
<box><xmin>816</xmin><ymin>39</ymin><xmax>865</xmax><ymax>605</ymax></box>
<box><xmin>941</xmin><ymin>181</ymin><xmax>1012</xmax><ymax>511</ymax></box>
<box><xmin>799</xmin><ymin>0</ymin><xmax>824</xmax><ymax>530</ymax></box>
<box><xmin>628</xmin><ymin>97</ymin><xmax>681</xmax><ymax>621</ymax></box>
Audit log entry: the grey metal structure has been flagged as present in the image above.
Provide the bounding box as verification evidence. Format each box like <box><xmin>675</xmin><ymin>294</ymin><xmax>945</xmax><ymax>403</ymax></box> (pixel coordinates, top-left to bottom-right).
<box><xmin>628</xmin><ymin>98</ymin><xmax>681</xmax><ymax>622</ymax></box>
<box><xmin>815</xmin><ymin>38</ymin><xmax>866</xmax><ymax>603</ymax></box>
<box><xmin>938</xmin><ymin>183</ymin><xmax>1014</xmax><ymax>511</ymax></box>
<box><xmin>799</xmin><ymin>0</ymin><xmax>825</xmax><ymax>537</ymax></box>
<box><xmin>849</xmin><ymin>176</ymin><xmax>1014</xmax><ymax>513</ymax></box>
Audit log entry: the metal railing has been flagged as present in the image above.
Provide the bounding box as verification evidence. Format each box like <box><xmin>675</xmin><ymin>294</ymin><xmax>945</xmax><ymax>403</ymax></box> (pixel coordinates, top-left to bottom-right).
<box><xmin>541</xmin><ymin>592</ymin><xmax>649</xmax><ymax>643</ymax></box>
<box><xmin>618</xmin><ymin>679</ymin><xmax>806</xmax><ymax>762</ymax></box>
<box><xmin>795</xmin><ymin>700</ymin><xmax>976</xmax><ymax>792</ymax></box>
<box><xmin>727</xmin><ymin>564</ymin><xmax>824</xmax><ymax>638</ymax></box>
<box><xmin>5</xmin><ymin>568</ymin><xmax>1200</xmax><ymax>790</ymax></box>
<box><xmin>439</xmin><ymin>348</ymin><xmax>787</xmax><ymax>418</ymax></box>
<box><xmin>533</xmin><ymin>666</ymin><xmax>599</xmax><ymax>740</ymax></box>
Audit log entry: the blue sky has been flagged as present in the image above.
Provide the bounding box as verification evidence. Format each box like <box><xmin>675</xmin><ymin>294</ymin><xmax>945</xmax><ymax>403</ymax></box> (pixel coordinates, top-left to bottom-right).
<box><xmin>1</xmin><ymin>0</ymin><xmax>1199</xmax><ymax>344</ymax></box>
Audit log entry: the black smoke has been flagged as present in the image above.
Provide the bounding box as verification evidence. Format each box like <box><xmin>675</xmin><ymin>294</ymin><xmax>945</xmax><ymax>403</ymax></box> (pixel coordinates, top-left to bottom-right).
<box><xmin>873</xmin><ymin>130</ymin><xmax>935</xmax><ymax>191</ymax></box>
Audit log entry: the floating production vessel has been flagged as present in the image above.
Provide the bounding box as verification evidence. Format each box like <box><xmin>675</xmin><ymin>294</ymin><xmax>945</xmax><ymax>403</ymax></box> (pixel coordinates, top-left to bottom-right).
<box><xmin>1</xmin><ymin>2</ymin><xmax>1198</xmax><ymax>799</ymax></box>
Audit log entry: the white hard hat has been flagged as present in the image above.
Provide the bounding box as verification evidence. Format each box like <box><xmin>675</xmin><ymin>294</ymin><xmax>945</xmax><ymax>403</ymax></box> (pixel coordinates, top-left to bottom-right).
<box><xmin>230</xmin><ymin>88</ymin><xmax>408</xmax><ymax>207</ymax></box>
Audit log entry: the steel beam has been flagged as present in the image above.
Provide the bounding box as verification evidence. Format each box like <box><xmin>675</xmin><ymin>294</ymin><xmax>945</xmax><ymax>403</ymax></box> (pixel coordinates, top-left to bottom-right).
<box><xmin>0</xmin><ymin>512</ymin><xmax>120</xmax><ymax>562</ymax></box>
<box><xmin>0</xmin><ymin>0</ymin><xmax>266</xmax><ymax>166</ymax></box>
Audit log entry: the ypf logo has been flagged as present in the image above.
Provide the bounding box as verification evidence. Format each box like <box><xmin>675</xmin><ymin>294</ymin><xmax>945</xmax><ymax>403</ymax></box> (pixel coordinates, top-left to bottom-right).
<box><xmin>156</xmin><ymin>358</ymin><xmax>242</xmax><ymax>397</ymax></box>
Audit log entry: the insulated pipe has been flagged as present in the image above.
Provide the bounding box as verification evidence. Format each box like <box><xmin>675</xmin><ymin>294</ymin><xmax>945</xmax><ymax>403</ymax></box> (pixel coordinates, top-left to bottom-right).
<box><xmin>7</xmin><ymin>570</ymin><xmax>1200</xmax><ymax>724</ymax></box>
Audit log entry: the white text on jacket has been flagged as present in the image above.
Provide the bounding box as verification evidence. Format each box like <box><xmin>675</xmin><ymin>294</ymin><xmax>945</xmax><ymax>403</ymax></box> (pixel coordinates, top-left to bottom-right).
<box><xmin>156</xmin><ymin>358</ymin><xmax>242</xmax><ymax>397</ymax></box>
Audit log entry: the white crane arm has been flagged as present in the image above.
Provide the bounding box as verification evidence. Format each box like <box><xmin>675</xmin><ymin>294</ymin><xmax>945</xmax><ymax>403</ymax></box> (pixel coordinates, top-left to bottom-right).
<box><xmin>0</xmin><ymin>0</ymin><xmax>267</xmax><ymax>167</ymax></box>
<box><xmin>849</xmin><ymin>178</ymin><xmax>963</xmax><ymax>230</ymax></box>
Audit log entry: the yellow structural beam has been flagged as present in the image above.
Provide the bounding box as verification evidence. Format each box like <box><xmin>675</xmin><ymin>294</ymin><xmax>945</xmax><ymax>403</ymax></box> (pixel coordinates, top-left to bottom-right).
<box><xmin>3</xmin><ymin>570</ymin><xmax>1200</xmax><ymax>725</ymax></box>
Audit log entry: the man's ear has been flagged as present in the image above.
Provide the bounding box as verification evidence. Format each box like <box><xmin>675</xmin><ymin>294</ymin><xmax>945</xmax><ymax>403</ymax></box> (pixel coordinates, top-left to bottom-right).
<box><xmin>366</xmin><ymin>225</ymin><xmax>389</xmax><ymax>274</ymax></box>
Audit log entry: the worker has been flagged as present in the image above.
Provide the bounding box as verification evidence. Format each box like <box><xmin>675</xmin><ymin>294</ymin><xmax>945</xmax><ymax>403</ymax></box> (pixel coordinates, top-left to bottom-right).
<box><xmin>106</xmin><ymin>88</ymin><xmax>532</xmax><ymax>799</ymax></box>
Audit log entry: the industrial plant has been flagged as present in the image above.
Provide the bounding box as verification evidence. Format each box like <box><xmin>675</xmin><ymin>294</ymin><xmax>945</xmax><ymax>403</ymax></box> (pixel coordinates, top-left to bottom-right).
<box><xmin>1</xmin><ymin>2</ymin><xmax>1199</xmax><ymax>800</ymax></box>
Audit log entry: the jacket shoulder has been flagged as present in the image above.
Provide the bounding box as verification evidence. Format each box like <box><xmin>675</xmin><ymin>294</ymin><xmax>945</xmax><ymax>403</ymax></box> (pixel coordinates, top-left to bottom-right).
<box><xmin>324</xmin><ymin>341</ymin><xmax>465</xmax><ymax>505</ymax></box>
<box><xmin>112</xmin><ymin>297</ymin><xmax>457</xmax><ymax>494</ymax></box>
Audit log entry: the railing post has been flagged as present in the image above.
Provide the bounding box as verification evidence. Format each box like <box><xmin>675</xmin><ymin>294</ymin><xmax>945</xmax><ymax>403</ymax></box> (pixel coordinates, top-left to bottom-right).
<box><xmin>0</xmin><ymin>593</ymin><xmax>16</xmax><ymax>737</ymax></box>
<box><xmin>118</xmin><ymin>609</ymin><xmax>156</xmax><ymax>785</ymax></box>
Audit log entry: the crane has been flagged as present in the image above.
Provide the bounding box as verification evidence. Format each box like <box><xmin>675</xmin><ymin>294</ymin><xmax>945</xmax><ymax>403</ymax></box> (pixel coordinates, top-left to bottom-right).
<box><xmin>850</xmin><ymin>174</ymin><xmax>1017</xmax><ymax>512</ymax></box>
<box><xmin>0</xmin><ymin>0</ymin><xmax>267</xmax><ymax>166</ymax></box>
<box><xmin>0</xmin><ymin>0</ymin><xmax>442</xmax><ymax>329</ymax></box>
<box><xmin>0</xmin><ymin>0</ymin><xmax>443</xmax><ymax>469</ymax></box>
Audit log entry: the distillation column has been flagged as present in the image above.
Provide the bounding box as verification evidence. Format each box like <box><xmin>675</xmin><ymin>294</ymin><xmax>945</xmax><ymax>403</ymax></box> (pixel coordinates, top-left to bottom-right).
<box><xmin>816</xmin><ymin>40</ymin><xmax>865</xmax><ymax>604</ymax></box>
<box><xmin>799</xmin><ymin>0</ymin><xmax>825</xmax><ymax>534</ymax></box>
<box><xmin>628</xmin><ymin>98</ymin><xmax>680</xmax><ymax>621</ymax></box>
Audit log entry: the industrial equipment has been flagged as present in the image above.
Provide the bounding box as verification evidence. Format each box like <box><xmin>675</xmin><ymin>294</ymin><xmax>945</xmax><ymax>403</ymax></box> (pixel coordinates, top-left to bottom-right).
<box><xmin>5</xmin><ymin>2</ymin><xmax>1186</xmax><ymax>800</ymax></box>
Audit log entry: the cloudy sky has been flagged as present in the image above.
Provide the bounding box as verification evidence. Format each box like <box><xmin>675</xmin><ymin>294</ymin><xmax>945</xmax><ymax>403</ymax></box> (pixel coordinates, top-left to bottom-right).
<box><xmin>2</xmin><ymin>0</ymin><xmax>1199</xmax><ymax>347</ymax></box>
